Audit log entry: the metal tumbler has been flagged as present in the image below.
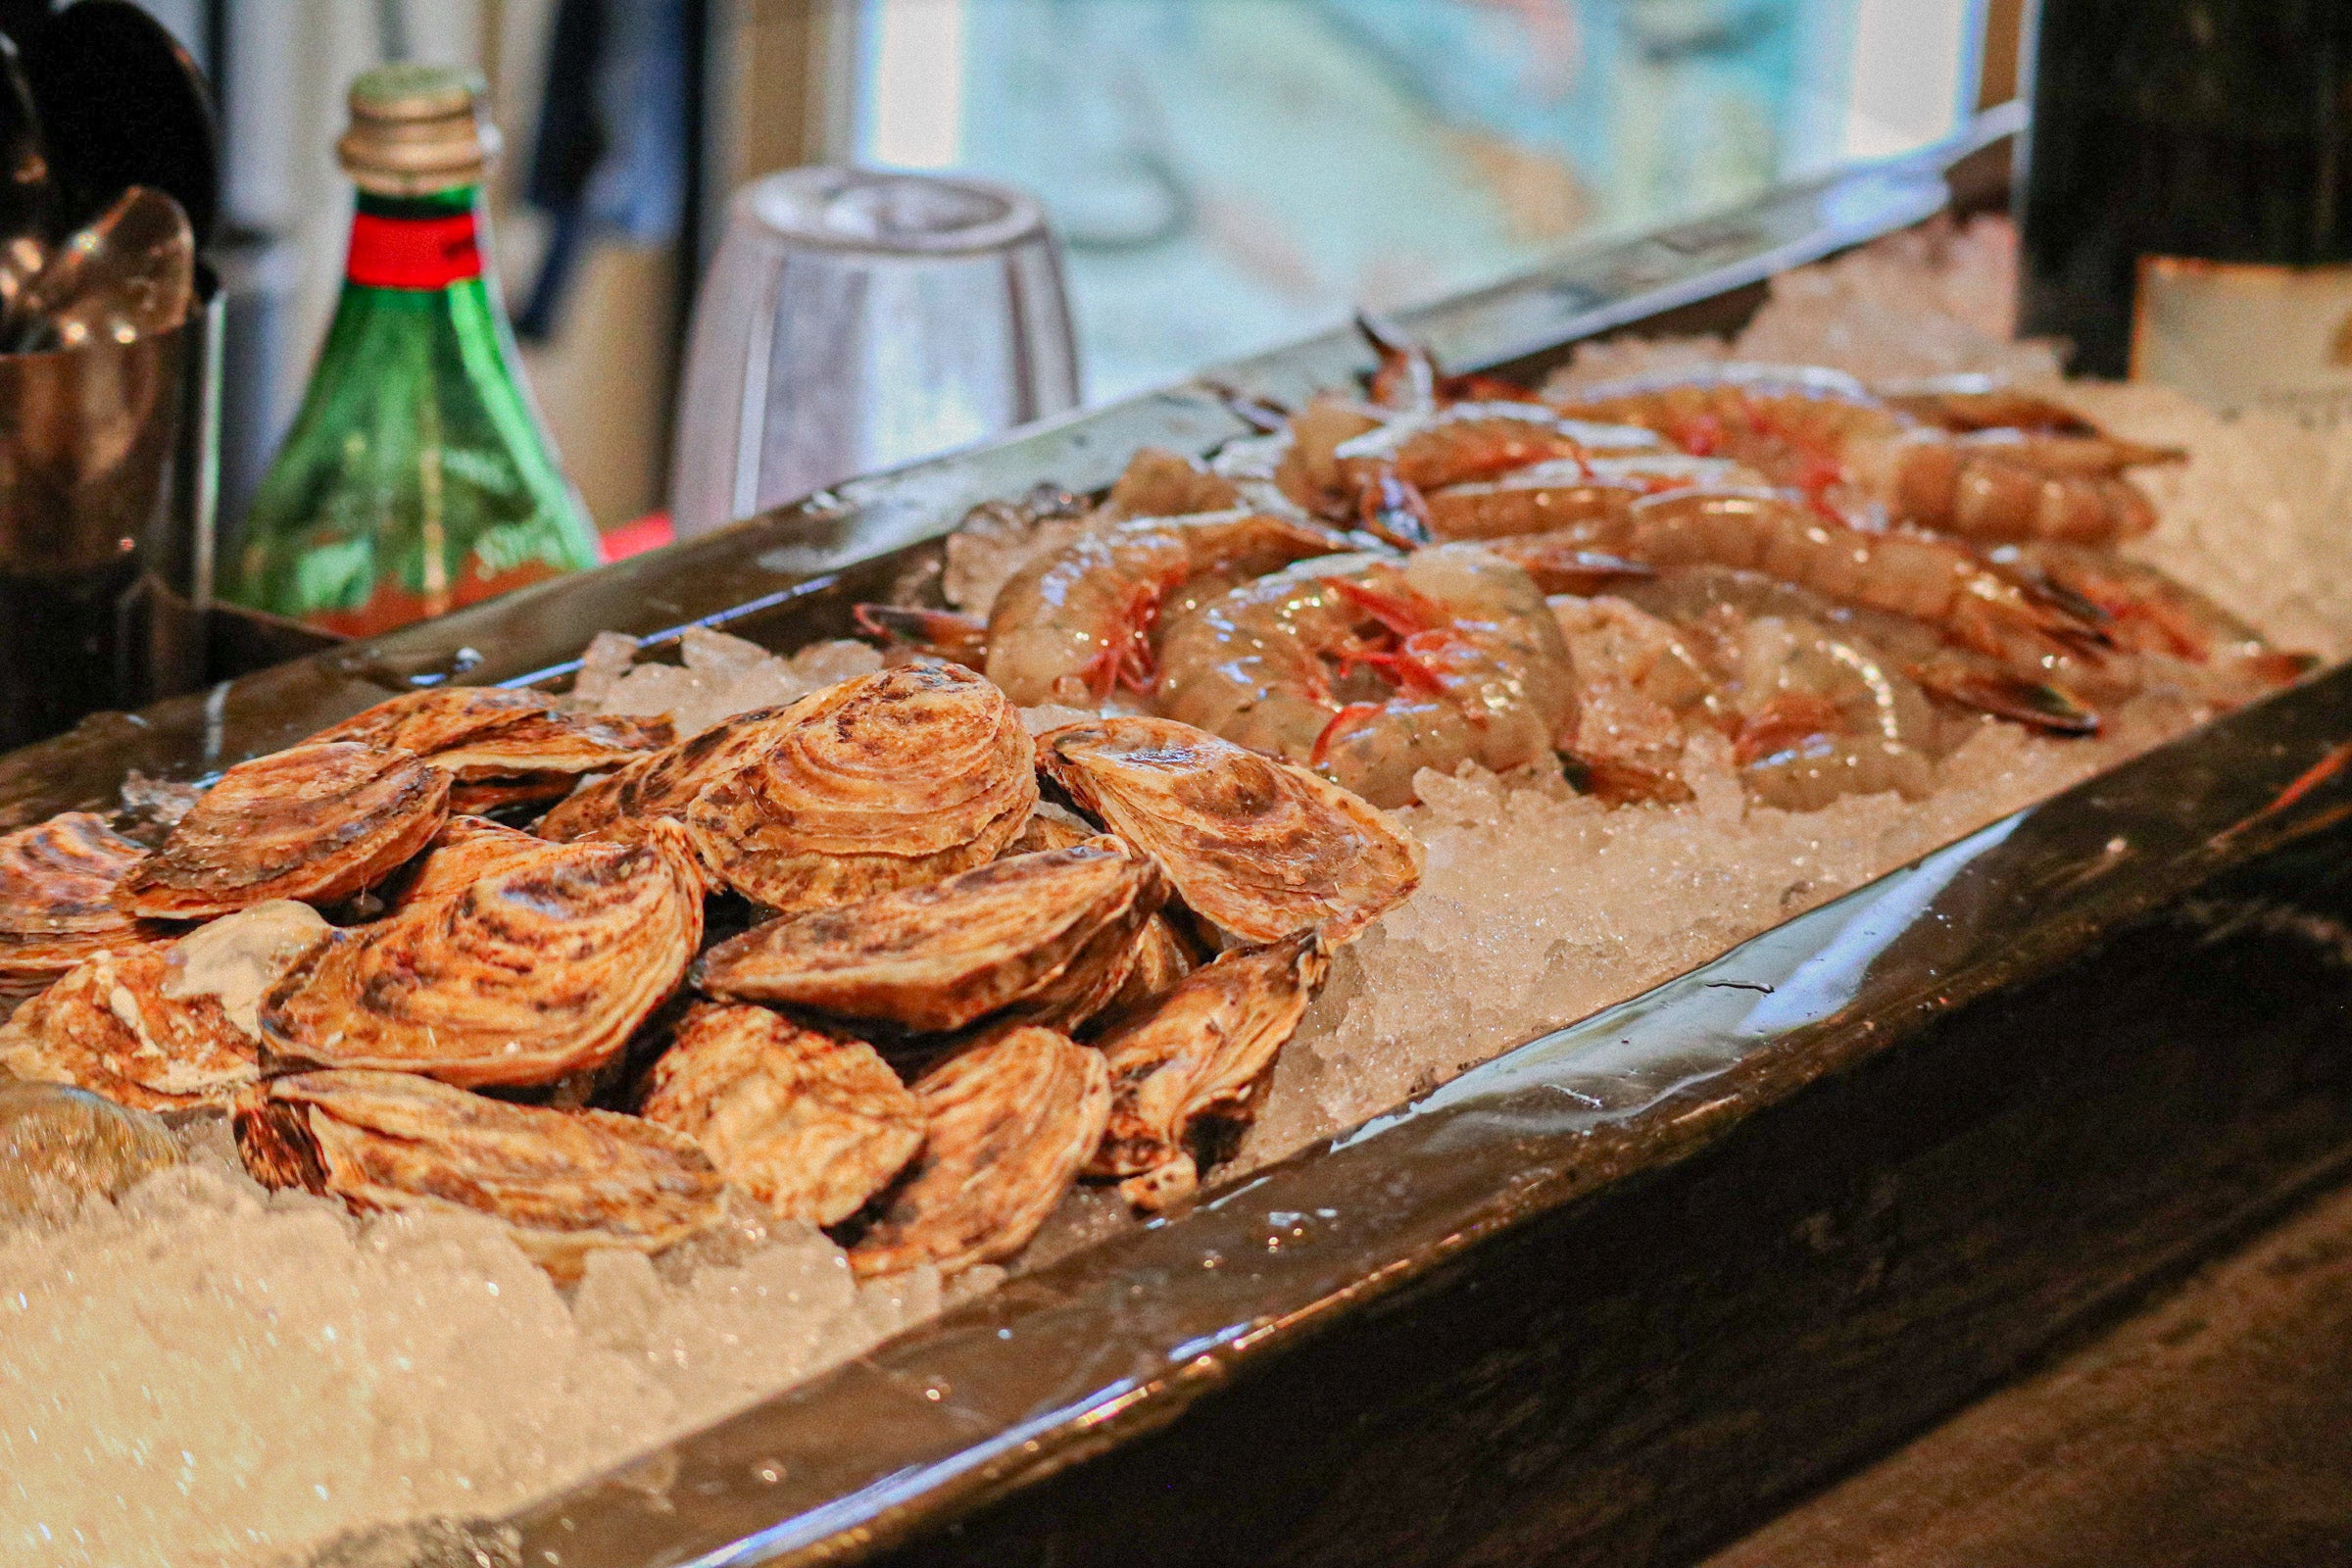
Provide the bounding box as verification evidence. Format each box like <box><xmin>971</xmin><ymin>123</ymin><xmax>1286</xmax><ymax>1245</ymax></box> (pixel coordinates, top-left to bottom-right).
<box><xmin>0</xmin><ymin>282</ymin><xmax>213</xmax><ymax>752</ymax></box>
<box><xmin>669</xmin><ymin>167</ymin><xmax>1080</xmax><ymax>542</ymax></box>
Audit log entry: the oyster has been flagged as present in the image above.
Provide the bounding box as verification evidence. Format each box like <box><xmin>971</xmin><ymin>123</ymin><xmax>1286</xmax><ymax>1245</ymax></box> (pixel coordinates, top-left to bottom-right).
<box><xmin>682</xmin><ymin>664</ymin><xmax>1037</xmax><ymax>912</ymax></box>
<box><xmin>0</xmin><ymin>811</ymin><xmax>161</xmax><ymax>999</ymax></box>
<box><xmin>1001</xmin><ymin>808</ymin><xmax>1198</xmax><ymax>1015</ymax></box>
<box><xmin>233</xmin><ymin>1069</ymin><xmax>725</xmax><ymax>1282</ymax></box>
<box><xmin>696</xmin><ymin>837</ymin><xmax>1161</xmax><ymax>1033</ymax></box>
<box><xmin>1</xmin><ymin>941</ymin><xmax>261</xmax><ymax>1110</ymax></box>
<box><xmin>1001</xmin><ymin>803</ymin><xmax>1095</xmax><ymax>856</ymax></box>
<box><xmin>1036</xmin><ymin>716</ymin><xmax>1424</xmax><ymax>944</ymax></box>
<box><xmin>308</xmin><ymin>687</ymin><xmax>673</xmax><ymax>811</ymax></box>
<box><xmin>260</xmin><ymin>835</ymin><xmax>702</xmax><ymax>1088</ymax></box>
<box><xmin>641</xmin><ymin>1003</ymin><xmax>922</xmax><ymax>1225</ymax></box>
<box><xmin>534</xmin><ymin>700</ymin><xmax>809</xmax><ymax>844</ymax></box>
<box><xmin>115</xmin><ymin>743</ymin><xmax>452</xmax><ymax>919</ymax></box>
<box><xmin>850</xmin><ymin>1025</ymin><xmax>1109</xmax><ymax>1278</ymax></box>
<box><xmin>390</xmin><ymin>815</ymin><xmax>562</xmax><ymax>907</ymax></box>
<box><xmin>1107</xmin><ymin>909</ymin><xmax>1200</xmax><ymax>1014</ymax></box>
<box><xmin>1087</xmin><ymin>932</ymin><xmax>1330</xmax><ymax>1210</ymax></box>
<box><xmin>159</xmin><ymin>900</ymin><xmax>334</xmax><ymax>1038</ymax></box>
<box><xmin>0</xmin><ymin>1079</ymin><xmax>182</xmax><ymax>1218</ymax></box>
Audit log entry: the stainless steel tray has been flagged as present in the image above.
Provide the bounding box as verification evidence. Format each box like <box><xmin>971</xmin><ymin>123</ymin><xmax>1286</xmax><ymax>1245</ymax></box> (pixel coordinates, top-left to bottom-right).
<box><xmin>24</xmin><ymin>111</ymin><xmax>2352</xmax><ymax>1568</ymax></box>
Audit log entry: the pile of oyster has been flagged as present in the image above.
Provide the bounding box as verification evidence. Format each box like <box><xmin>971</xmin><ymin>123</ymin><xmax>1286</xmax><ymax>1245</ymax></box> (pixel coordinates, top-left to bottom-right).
<box><xmin>0</xmin><ymin>668</ymin><xmax>1420</xmax><ymax>1280</ymax></box>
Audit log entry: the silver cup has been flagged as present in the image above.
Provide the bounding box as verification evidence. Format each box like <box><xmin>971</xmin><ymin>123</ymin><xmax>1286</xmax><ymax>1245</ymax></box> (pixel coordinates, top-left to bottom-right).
<box><xmin>669</xmin><ymin>167</ymin><xmax>1080</xmax><ymax>542</ymax></box>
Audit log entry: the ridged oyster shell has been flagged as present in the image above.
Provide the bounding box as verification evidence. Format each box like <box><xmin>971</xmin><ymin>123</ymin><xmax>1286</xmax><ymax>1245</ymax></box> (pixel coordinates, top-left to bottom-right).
<box><xmin>0</xmin><ymin>811</ymin><xmax>161</xmax><ymax>999</ymax></box>
<box><xmin>1087</xmin><ymin>932</ymin><xmax>1330</xmax><ymax>1210</ymax></box>
<box><xmin>0</xmin><ymin>941</ymin><xmax>261</xmax><ymax>1110</ymax></box>
<box><xmin>696</xmin><ymin>837</ymin><xmax>1161</xmax><ymax>1034</ymax></box>
<box><xmin>1036</xmin><ymin>716</ymin><xmax>1424</xmax><ymax>944</ymax></box>
<box><xmin>850</xmin><ymin>1026</ymin><xmax>1109</xmax><ymax>1278</ymax></box>
<box><xmin>641</xmin><ymin>1003</ymin><xmax>922</xmax><ymax>1225</ymax></box>
<box><xmin>233</xmin><ymin>1069</ymin><xmax>725</xmax><ymax>1282</ymax></box>
<box><xmin>682</xmin><ymin>664</ymin><xmax>1037</xmax><ymax>912</ymax></box>
<box><xmin>308</xmin><ymin>686</ymin><xmax>672</xmax><ymax>811</ymax></box>
<box><xmin>534</xmin><ymin>700</ymin><xmax>811</xmax><ymax>844</ymax></box>
<box><xmin>115</xmin><ymin>743</ymin><xmax>452</xmax><ymax>918</ymax></box>
<box><xmin>1002</xmin><ymin>807</ymin><xmax>1200</xmax><ymax>1014</ymax></box>
<box><xmin>0</xmin><ymin>1080</ymin><xmax>181</xmax><ymax>1217</ymax></box>
<box><xmin>259</xmin><ymin>835</ymin><xmax>702</xmax><ymax>1087</ymax></box>
<box><xmin>389</xmin><ymin>815</ymin><xmax>562</xmax><ymax>908</ymax></box>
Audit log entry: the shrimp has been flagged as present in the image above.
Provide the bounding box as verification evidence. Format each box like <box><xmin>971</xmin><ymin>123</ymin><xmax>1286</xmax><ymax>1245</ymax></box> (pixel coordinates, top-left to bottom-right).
<box><xmin>1486</xmin><ymin>488</ymin><xmax>2110</xmax><ymax>679</ymax></box>
<box><xmin>1099</xmin><ymin>446</ymin><xmax>1245</xmax><ymax>522</ymax></box>
<box><xmin>1996</xmin><ymin>541</ymin><xmax>2315</xmax><ymax>709</ymax></box>
<box><xmin>1877</xmin><ymin>373</ymin><xmax>2097</xmax><ymax>434</ymax></box>
<box><xmin>1551</xmin><ymin>578</ymin><xmax>1940</xmax><ymax>811</ymax></box>
<box><xmin>1616</xmin><ymin>564</ymin><xmax>2101</xmax><ymax>737</ymax></box>
<box><xmin>1552</xmin><ymin>363</ymin><xmax>2182</xmax><ymax>544</ymax></box>
<box><xmin>1357</xmin><ymin>310</ymin><xmax>1543</xmax><ymax>413</ymax></box>
<box><xmin>1154</xmin><ymin>543</ymin><xmax>1577</xmax><ymax>808</ymax></box>
<box><xmin>983</xmin><ymin>510</ymin><xmax>1349</xmax><ymax>707</ymax></box>
<box><xmin>1421</xmin><ymin>452</ymin><xmax>1756</xmax><ymax>542</ymax></box>
<box><xmin>1333</xmin><ymin>404</ymin><xmax>1660</xmax><ymax>497</ymax></box>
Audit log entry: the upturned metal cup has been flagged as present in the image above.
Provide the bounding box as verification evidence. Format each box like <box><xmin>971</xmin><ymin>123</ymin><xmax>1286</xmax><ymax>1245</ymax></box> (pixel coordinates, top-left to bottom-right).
<box><xmin>0</xmin><ymin>280</ymin><xmax>212</xmax><ymax>752</ymax></box>
<box><xmin>670</xmin><ymin>167</ymin><xmax>1081</xmax><ymax>543</ymax></box>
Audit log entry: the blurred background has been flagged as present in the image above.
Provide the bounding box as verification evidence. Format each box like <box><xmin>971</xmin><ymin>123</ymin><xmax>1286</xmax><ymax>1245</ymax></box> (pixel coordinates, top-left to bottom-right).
<box><xmin>135</xmin><ymin>0</ymin><xmax>2020</xmax><ymax>544</ymax></box>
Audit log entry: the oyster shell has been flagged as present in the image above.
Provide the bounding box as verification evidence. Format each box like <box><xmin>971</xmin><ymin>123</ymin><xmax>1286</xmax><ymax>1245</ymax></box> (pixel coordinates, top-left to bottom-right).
<box><xmin>233</xmin><ymin>1069</ymin><xmax>725</xmax><ymax>1282</ymax></box>
<box><xmin>115</xmin><ymin>743</ymin><xmax>452</xmax><ymax>918</ymax></box>
<box><xmin>534</xmin><ymin>700</ymin><xmax>809</xmax><ymax>844</ymax></box>
<box><xmin>1000</xmin><ymin>806</ymin><xmax>1197</xmax><ymax>1019</ymax></box>
<box><xmin>159</xmin><ymin>900</ymin><xmax>334</xmax><ymax>1038</ymax></box>
<box><xmin>0</xmin><ymin>1079</ymin><xmax>182</xmax><ymax>1218</ymax></box>
<box><xmin>1087</xmin><ymin>932</ymin><xmax>1330</xmax><ymax>1210</ymax></box>
<box><xmin>850</xmin><ymin>1025</ymin><xmax>1109</xmax><ymax>1278</ymax></box>
<box><xmin>696</xmin><ymin>837</ymin><xmax>1161</xmax><ymax>1033</ymax></box>
<box><xmin>0</xmin><ymin>811</ymin><xmax>161</xmax><ymax>999</ymax></box>
<box><xmin>259</xmin><ymin>835</ymin><xmax>702</xmax><ymax>1088</ymax></box>
<box><xmin>0</xmin><ymin>941</ymin><xmax>261</xmax><ymax>1110</ymax></box>
<box><xmin>308</xmin><ymin>686</ymin><xmax>672</xmax><ymax>807</ymax></box>
<box><xmin>641</xmin><ymin>1003</ymin><xmax>922</xmax><ymax>1225</ymax></box>
<box><xmin>1106</xmin><ymin>909</ymin><xmax>1200</xmax><ymax>1014</ymax></box>
<box><xmin>1001</xmin><ymin>804</ymin><xmax>1095</xmax><ymax>856</ymax></box>
<box><xmin>1036</xmin><ymin>716</ymin><xmax>1424</xmax><ymax>944</ymax></box>
<box><xmin>682</xmin><ymin>664</ymin><xmax>1037</xmax><ymax>912</ymax></box>
<box><xmin>390</xmin><ymin>815</ymin><xmax>562</xmax><ymax>907</ymax></box>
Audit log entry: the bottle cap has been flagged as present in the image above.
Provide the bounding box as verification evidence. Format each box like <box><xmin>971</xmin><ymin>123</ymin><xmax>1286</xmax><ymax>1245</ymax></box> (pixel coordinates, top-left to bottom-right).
<box><xmin>337</xmin><ymin>64</ymin><xmax>501</xmax><ymax>197</ymax></box>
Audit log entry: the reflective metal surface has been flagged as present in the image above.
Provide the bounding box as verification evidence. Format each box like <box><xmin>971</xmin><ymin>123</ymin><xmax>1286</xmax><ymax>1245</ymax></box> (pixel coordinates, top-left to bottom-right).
<box><xmin>484</xmin><ymin>663</ymin><xmax>2352</xmax><ymax>1568</ymax></box>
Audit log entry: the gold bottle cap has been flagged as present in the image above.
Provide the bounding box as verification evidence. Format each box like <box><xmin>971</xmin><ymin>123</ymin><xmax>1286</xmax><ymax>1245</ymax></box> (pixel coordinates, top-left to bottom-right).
<box><xmin>337</xmin><ymin>64</ymin><xmax>501</xmax><ymax>197</ymax></box>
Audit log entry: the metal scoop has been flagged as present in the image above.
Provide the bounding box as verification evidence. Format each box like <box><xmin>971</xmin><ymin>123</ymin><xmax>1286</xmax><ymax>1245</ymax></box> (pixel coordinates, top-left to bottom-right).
<box><xmin>3</xmin><ymin>184</ymin><xmax>191</xmax><ymax>354</ymax></box>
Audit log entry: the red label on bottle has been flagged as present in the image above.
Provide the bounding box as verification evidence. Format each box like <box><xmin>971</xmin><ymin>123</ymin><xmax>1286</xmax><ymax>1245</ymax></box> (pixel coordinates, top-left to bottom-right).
<box><xmin>345</xmin><ymin>212</ymin><xmax>482</xmax><ymax>290</ymax></box>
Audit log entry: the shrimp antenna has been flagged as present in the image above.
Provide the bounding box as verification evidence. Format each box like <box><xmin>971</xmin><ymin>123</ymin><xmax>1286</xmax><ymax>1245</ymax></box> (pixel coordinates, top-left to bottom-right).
<box><xmin>1200</xmin><ymin>379</ymin><xmax>1292</xmax><ymax>435</ymax></box>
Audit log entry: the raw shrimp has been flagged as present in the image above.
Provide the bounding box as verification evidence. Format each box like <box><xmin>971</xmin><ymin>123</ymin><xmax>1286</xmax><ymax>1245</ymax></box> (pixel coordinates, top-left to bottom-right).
<box><xmin>1486</xmin><ymin>488</ymin><xmax>2110</xmax><ymax>681</ymax></box>
<box><xmin>1554</xmin><ymin>577</ymin><xmax>1940</xmax><ymax>811</ymax></box>
<box><xmin>1997</xmin><ymin>541</ymin><xmax>2314</xmax><ymax>709</ymax></box>
<box><xmin>1333</xmin><ymin>404</ymin><xmax>1660</xmax><ymax>497</ymax></box>
<box><xmin>1617</xmin><ymin>564</ymin><xmax>2101</xmax><ymax>737</ymax></box>
<box><xmin>983</xmin><ymin>510</ymin><xmax>1350</xmax><ymax>707</ymax></box>
<box><xmin>1422</xmin><ymin>451</ymin><xmax>1754</xmax><ymax>542</ymax></box>
<box><xmin>1154</xmin><ymin>543</ymin><xmax>1577</xmax><ymax>808</ymax></box>
<box><xmin>1553</xmin><ymin>363</ymin><xmax>2182</xmax><ymax>544</ymax></box>
<box><xmin>1356</xmin><ymin>310</ymin><xmax>1543</xmax><ymax>413</ymax></box>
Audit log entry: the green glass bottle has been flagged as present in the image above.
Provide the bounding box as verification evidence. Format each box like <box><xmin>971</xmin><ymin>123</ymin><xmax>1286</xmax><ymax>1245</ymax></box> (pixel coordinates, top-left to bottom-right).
<box><xmin>228</xmin><ymin>64</ymin><xmax>597</xmax><ymax>637</ymax></box>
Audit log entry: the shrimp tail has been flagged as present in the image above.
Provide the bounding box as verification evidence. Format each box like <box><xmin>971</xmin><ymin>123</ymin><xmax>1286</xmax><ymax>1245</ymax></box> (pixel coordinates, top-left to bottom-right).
<box><xmin>1358</xmin><ymin>310</ymin><xmax>1438</xmax><ymax>412</ymax></box>
<box><xmin>854</xmin><ymin>604</ymin><xmax>989</xmax><ymax>667</ymax></box>
<box><xmin>1356</xmin><ymin>309</ymin><xmax>1538</xmax><ymax>409</ymax></box>
<box><xmin>1202</xmin><ymin>378</ymin><xmax>1293</xmax><ymax>435</ymax></box>
<box><xmin>1907</xmin><ymin>656</ymin><xmax>2101</xmax><ymax>737</ymax></box>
